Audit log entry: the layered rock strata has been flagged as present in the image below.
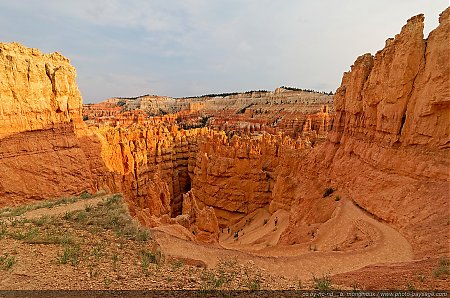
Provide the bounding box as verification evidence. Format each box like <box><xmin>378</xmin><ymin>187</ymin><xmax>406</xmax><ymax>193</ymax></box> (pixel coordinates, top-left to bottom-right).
<box><xmin>315</xmin><ymin>10</ymin><xmax>449</xmax><ymax>257</ymax></box>
<box><xmin>190</xmin><ymin>132</ymin><xmax>310</xmax><ymax>225</ymax></box>
<box><xmin>0</xmin><ymin>43</ymin><xmax>109</xmax><ymax>205</ymax></box>
<box><xmin>93</xmin><ymin>124</ymin><xmax>211</xmax><ymax>224</ymax></box>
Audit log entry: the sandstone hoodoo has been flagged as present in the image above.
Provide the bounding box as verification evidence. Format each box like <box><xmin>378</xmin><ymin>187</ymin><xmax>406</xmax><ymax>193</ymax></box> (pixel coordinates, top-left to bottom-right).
<box><xmin>0</xmin><ymin>7</ymin><xmax>448</xmax><ymax>291</ymax></box>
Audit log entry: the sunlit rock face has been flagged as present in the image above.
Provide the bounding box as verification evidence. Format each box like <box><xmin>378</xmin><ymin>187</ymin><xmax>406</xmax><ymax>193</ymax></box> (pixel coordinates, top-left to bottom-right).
<box><xmin>0</xmin><ymin>42</ymin><xmax>107</xmax><ymax>206</ymax></box>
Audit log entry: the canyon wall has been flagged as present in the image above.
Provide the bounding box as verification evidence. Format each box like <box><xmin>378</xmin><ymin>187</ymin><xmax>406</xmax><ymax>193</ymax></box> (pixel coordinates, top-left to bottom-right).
<box><xmin>308</xmin><ymin>10</ymin><xmax>449</xmax><ymax>257</ymax></box>
<box><xmin>0</xmin><ymin>43</ymin><xmax>111</xmax><ymax>206</ymax></box>
<box><xmin>190</xmin><ymin>132</ymin><xmax>309</xmax><ymax>225</ymax></box>
<box><xmin>0</xmin><ymin>43</ymin><xmax>82</xmax><ymax>137</ymax></box>
<box><xmin>184</xmin><ymin>9</ymin><xmax>449</xmax><ymax>256</ymax></box>
<box><xmin>93</xmin><ymin>124</ymin><xmax>211</xmax><ymax>225</ymax></box>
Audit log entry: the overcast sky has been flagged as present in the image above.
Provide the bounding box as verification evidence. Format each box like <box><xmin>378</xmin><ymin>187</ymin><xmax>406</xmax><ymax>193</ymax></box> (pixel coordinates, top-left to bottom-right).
<box><xmin>0</xmin><ymin>1</ymin><xmax>448</xmax><ymax>103</ymax></box>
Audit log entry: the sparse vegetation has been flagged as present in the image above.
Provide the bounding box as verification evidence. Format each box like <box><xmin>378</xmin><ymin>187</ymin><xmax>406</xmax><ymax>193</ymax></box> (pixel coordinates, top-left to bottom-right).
<box><xmin>58</xmin><ymin>243</ymin><xmax>80</xmax><ymax>266</ymax></box>
<box><xmin>91</xmin><ymin>244</ymin><xmax>105</xmax><ymax>260</ymax></box>
<box><xmin>199</xmin><ymin>258</ymin><xmax>260</xmax><ymax>291</ymax></box>
<box><xmin>80</xmin><ymin>191</ymin><xmax>91</xmax><ymax>199</ymax></box>
<box><xmin>263</xmin><ymin>219</ymin><xmax>268</xmax><ymax>225</ymax></box>
<box><xmin>64</xmin><ymin>194</ymin><xmax>151</xmax><ymax>241</ymax></box>
<box><xmin>171</xmin><ymin>259</ymin><xmax>184</xmax><ymax>271</ymax></box>
<box><xmin>9</xmin><ymin>226</ymin><xmax>39</xmax><ymax>242</ymax></box>
<box><xmin>406</xmin><ymin>282</ymin><xmax>416</xmax><ymax>290</ymax></box>
<box><xmin>433</xmin><ymin>258</ymin><xmax>450</xmax><ymax>278</ymax></box>
<box><xmin>112</xmin><ymin>253</ymin><xmax>119</xmax><ymax>270</ymax></box>
<box><xmin>0</xmin><ymin>193</ymin><xmax>158</xmax><ymax>282</ymax></box>
<box><xmin>334</xmin><ymin>195</ymin><xmax>341</xmax><ymax>201</ymax></box>
<box><xmin>30</xmin><ymin>215</ymin><xmax>49</xmax><ymax>227</ymax></box>
<box><xmin>200</xmin><ymin>270</ymin><xmax>227</xmax><ymax>290</ymax></box>
<box><xmin>417</xmin><ymin>274</ymin><xmax>426</xmax><ymax>282</ymax></box>
<box><xmin>312</xmin><ymin>274</ymin><xmax>332</xmax><ymax>290</ymax></box>
<box><xmin>0</xmin><ymin>192</ymin><xmax>96</xmax><ymax>219</ymax></box>
<box><xmin>323</xmin><ymin>187</ymin><xmax>334</xmax><ymax>198</ymax></box>
<box><xmin>140</xmin><ymin>249</ymin><xmax>157</xmax><ymax>273</ymax></box>
<box><xmin>246</xmin><ymin>273</ymin><xmax>262</xmax><ymax>291</ymax></box>
<box><xmin>0</xmin><ymin>254</ymin><xmax>16</xmax><ymax>271</ymax></box>
<box><xmin>0</xmin><ymin>220</ymin><xmax>7</xmax><ymax>239</ymax></box>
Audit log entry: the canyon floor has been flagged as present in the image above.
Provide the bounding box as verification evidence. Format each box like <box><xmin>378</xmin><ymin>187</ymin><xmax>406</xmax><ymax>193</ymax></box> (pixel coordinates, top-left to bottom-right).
<box><xmin>0</xmin><ymin>194</ymin><xmax>448</xmax><ymax>290</ymax></box>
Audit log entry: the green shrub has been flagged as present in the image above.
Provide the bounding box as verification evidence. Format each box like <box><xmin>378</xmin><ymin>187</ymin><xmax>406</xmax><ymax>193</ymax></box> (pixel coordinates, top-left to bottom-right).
<box><xmin>200</xmin><ymin>270</ymin><xmax>227</xmax><ymax>290</ymax></box>
<box><xmin>312</xmin><ymin>274</ymin><xmax>332</xmax><ymax>290</ymax></box>
<box><xmin>0</xmin><ymin>254</ymin><xmax>16</xmax><ymax>271</ymax></box>
<box><xmin>140</xmin><ymin>249</ymin><xmax>157</xmax><ymax>271</ymax></box>
<box><xmin>0</xmin><ymin>221</ymin><xmax>7</xmax><ymax>239</ymax></box>
<box><xmin>80</xmin><ymin>191</ymin><xmax>91</xmax><ymax>200</ymax></box>
<box><xmin>247</xmin><ymin>274</ymin><xmax>262</xmax><ymax>290</ymax></box>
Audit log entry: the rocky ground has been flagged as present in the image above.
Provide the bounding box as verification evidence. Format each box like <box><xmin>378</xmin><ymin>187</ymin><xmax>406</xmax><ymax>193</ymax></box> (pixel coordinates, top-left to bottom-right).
<box><xmin>1</xmin><ymin>193</ymin><xmax>448</xmax><ymax>290</ymax></box>
<box><xmin>0</xmin><ymin>194</ymin><xmax>325</xmax><ymax>290</ymax></box>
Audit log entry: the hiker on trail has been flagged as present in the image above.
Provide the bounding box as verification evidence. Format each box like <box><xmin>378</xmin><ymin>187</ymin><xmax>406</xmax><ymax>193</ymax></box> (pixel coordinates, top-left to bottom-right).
<box><xmin>274</xmin><ymin>217</ymin><xmax>278</xmax><ymax>227</ymax></box>
<box><xmin>234</xmin><ymin>231</ymin><xmax>238</xmax><ymax>240</ymax></box>
<box><xmin>227</xmin><ymin>227</ymin><xmax>230</xmax><ymax>234</ymax></box>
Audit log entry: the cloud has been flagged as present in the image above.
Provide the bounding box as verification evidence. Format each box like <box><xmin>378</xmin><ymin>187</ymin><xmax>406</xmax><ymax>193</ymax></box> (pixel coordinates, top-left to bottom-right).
<box><xmin>0</xmin><ymin>0</ymin><xmax>448</xmax><ymax>102</ymax></box>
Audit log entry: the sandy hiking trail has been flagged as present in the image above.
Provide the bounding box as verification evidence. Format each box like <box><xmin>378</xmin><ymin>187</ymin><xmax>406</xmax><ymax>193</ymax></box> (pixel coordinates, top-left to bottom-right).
<box><xmin>153</xmin><ymin>199</ymin><xmax>414</xmax><ymax>279</ymax></box>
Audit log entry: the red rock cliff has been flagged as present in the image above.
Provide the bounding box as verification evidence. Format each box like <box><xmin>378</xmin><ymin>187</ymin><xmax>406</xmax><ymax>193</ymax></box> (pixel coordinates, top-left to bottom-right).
<box><xmin>0</xmin><ymin>42</ymin><xmax>82</xmax><ymax>137</ymax></box>
<box><xmin>0</xmin><ymin>43</ymin><xmax>111</xmax><ymax>206</ymax></box>
<box><xmin>320</xmin><ymin>9</ymin><xmax>449</xmax><ymax>257</ymax></box>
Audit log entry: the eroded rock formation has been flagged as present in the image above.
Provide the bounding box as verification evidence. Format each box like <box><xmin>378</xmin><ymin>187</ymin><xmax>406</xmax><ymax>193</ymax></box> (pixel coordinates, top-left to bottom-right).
<box><xmin>93</xmin><ymin>124</ymin><xmax>211</xmax><ymax>223</ymax></box>
<box><xmin>313</xmin><ymin>10</ymin><xmax>449</xmax><ymax>257</ymax></box>
<box><xmin>0</xmin><ymin>43</ymin><xmax>82</xmax><ymax>137</ymax></box>
<box><xmin>0</xmin><ymin>43</ymin><xmax>111</xmax><ymax>206</ymax></box>
<box><xmin>83</xmin><ymin>88</ymin><xmax>334</xmax><ymax>139</ymax></box>
<box><xmin>190</xmin><ymin>131</ymin><xmax>309</xmax><ymax>225</ymax></box>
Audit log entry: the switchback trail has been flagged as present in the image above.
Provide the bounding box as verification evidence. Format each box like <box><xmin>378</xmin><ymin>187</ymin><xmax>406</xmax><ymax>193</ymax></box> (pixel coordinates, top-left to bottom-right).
<box><xmin>154</xmin><ymin>199</ymin><xmax>414</xmax><ymax>279</ymax></box>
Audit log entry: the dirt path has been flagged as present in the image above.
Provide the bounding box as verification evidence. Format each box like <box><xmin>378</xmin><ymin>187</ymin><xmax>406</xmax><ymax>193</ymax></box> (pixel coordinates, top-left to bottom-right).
<box><xmin>154</xmin><ymin>199</ymin><xmax>414</xmax><ymax>280</ymax></box>
<box><xmin>8</xmin><ymin>195</ymin><xmax>109</xmax><ymax>222</ymax></box>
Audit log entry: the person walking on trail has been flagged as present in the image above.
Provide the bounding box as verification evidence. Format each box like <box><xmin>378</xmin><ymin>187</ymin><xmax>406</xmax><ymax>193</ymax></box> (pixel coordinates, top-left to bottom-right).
<box><xmin>274</xmin><ymin>217</ymin><xmax>278</xmax><ymax>227</ymax></box>
<box><xmin>234</xmin><ymin>231</ymin><xmax>238</xmax><ymax>240</ymax></box>
<box><xmin>227</xmin><ymin>227</ymin><xmax>230</xmax><ymax>234</ymax></box>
